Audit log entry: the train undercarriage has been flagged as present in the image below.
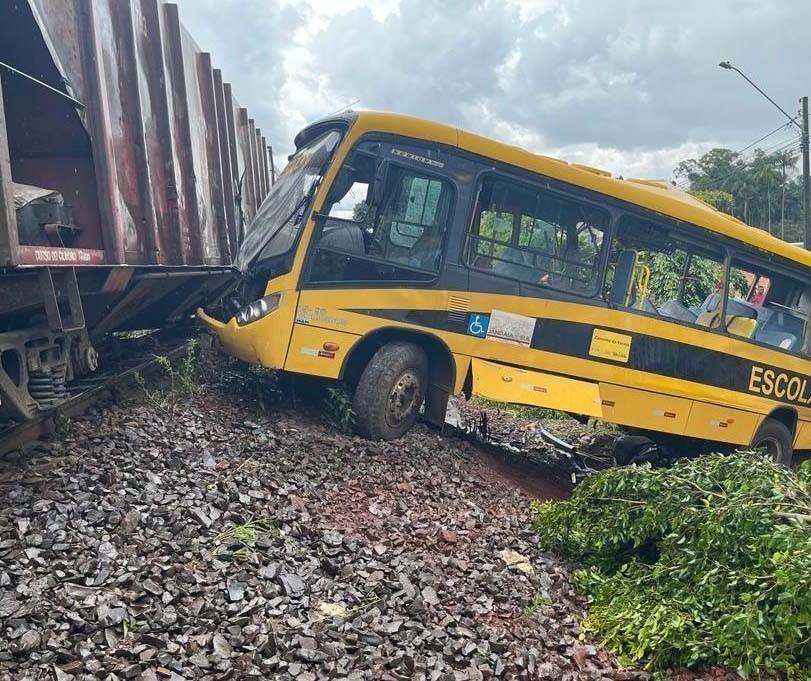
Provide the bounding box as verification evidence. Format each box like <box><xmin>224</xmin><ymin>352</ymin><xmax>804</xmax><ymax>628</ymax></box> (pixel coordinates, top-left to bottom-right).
<box><xmin>0</xmin><ymin>262</ymin><xmax>237</xmax><ymax>422</ymax></box>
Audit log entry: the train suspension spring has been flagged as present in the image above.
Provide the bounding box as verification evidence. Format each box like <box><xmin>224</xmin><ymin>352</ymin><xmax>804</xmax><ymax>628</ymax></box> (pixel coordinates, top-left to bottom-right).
<box><xmin>28</xmin><ymin>365</ymin><xmax>68</xmax><ymax>407</ymax></box>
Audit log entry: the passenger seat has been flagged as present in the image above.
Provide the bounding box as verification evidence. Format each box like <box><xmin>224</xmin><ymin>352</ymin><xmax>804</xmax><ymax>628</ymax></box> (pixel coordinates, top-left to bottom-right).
<box><xmin>754</xmin><ymin>330</ymin><xmax>797</xmax><ymax>350</ymax></box>
<box><xmin>658</xmin><ymin>299</ymin><xmax>698</xmax><ymax>323</ymax></box>
<box><xmin>726</xmin><ymin>316</ymin><xmax>757</xmax><ymax>338</ymax></box>
<box><xmin>695</xmin><ymin>309</ymin><xmax>721</xmax><ymax>328</ymax></box>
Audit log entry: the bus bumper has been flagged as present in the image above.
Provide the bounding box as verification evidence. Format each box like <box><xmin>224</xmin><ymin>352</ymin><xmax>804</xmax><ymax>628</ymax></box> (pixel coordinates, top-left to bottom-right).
<box><xmin>196</xmin><ymin>308</ymin><xmax>273</xmax><ymax>366</ymax></box>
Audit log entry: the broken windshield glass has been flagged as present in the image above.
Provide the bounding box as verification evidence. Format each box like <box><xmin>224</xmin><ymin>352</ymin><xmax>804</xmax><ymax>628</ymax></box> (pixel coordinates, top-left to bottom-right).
<box><xmin>235</xmin><ymin>129</ymin><xmax>341</xmax><ymax>271</ymax></box>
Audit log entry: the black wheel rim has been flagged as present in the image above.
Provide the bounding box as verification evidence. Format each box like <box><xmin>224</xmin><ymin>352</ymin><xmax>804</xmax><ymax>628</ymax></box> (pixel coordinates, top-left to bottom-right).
<box><xmin>753</xmin><ymin>436</ymin><xmax>782</xmax><ymax>463</ymax></box>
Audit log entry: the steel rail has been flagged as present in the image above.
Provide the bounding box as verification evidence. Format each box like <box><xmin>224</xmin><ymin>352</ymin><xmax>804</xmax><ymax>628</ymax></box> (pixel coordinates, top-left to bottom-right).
<box><xmin>0</xmin><ymin>341</ymin><xmax>189</xmax><ymax>457</ymax></box>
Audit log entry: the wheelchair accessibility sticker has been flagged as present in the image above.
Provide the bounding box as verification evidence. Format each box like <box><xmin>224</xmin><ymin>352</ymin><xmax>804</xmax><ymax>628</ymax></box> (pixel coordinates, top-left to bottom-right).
<box><xmin>466</xmin><ymin>313</ymin><xmax>490</xmax><ymax>338</ymax></box>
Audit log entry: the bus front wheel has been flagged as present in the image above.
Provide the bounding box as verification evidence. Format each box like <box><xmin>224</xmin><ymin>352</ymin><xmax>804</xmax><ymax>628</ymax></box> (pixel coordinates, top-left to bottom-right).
<box><xmin>353</xmin><ymin>341</ymin><xmax>428</xmax><ymax>440</ymax></box>
<box><xmin>750</xmin><ymin>418</ymin><xmax>793</xmax><ymax>466</ymax></box>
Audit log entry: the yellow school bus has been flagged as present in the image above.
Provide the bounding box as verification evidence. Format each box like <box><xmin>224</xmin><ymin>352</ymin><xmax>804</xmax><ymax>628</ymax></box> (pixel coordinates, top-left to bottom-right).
<box><xmin>198</xmin><ymin>111</ymin><xmax>811</xmax><ymax>464</ymax></box>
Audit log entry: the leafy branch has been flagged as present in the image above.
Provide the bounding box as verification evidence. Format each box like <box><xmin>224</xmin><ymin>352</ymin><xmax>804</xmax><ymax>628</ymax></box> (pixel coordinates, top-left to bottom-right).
<box><xmin>533</xmin><ymin>453</ymin><xmax>811</xmax><ymax>678</ymax></box>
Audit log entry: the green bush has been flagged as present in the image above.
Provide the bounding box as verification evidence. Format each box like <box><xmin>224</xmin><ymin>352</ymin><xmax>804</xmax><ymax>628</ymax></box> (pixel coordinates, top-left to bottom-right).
<box><xmin>323</xmin><ymin>384</ymin><xmax>355</xmax><ymax>434</ymax></box>
<box><xmin>532</xmin><ymin>453</ymin><xmax>811</xmax><ymax>679</ymax></box>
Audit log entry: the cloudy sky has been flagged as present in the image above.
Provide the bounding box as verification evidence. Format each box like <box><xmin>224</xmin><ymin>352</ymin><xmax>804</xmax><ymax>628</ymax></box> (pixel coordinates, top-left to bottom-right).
<box><xmin>175</xmin><ymin>0</ymin><xmax>809</xmax><ymax>181</ymax></box>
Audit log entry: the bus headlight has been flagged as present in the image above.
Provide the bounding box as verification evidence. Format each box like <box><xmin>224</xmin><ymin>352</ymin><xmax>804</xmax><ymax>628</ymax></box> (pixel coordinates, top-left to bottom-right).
<box><xmin>235</xmin><ymin>292</ymin><xmax>283</xmax><ymax>326</ymax></box>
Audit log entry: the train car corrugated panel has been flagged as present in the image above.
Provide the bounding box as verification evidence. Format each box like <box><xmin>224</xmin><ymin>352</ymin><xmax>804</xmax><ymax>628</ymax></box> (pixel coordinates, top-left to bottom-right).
<box><xmin>133</xmin><ymin>0</ymin><xmax>177</xmax><ymax>264</ymax></box>
<box><xmin>115</xmin><ymin>0</ymin><xmax>166</xmax><ymax>264</ymax></box>
<box><xmin>0</xmin><ymin>0</ymin><xmax>269</xmax><ymax>268</ymax></box>
<box><xmin>213</xmin><ymin>70</ymin><xmax>237</xmax><ymax>259</ymax></box>
<box><xmin>237</xmin><ymin>108</ymin><xmax>258</xmax><ymax>227</ymax></box>
<box><xmin>0</xmin><ymin>86</ymin><xmax>16</xmax><ymax>266</ymax></box>
<box><xmin>255</xmin><ymin>128</ymin><xmax>265</xmax><ymax>202</ymax></box>
<box><xmin>161</xmin><ymin>2</ymin><xmax>202</xmax><ymax>264</ymax></box>
<box><xmin>268</xmin><ymin>143</ymin><xmax>276</xmax><ymax>185</ymax></box>
<box><xmin>178</xmin><ymin>22</ymin><xmax>221</xmax><ymax>264</ymax></box>
<box><xmin>224</xmin><ymin>88</ymin><xmax>250</xmax><ymax>244</ymax></box>
<box><xmin>197</xmin><ymin>52</ymin><xmax>229</xmax><ymax>263</ymax></box>
<box><xmin>246</xmin><ymin>114</ymin><xmax>259</xmax><ymax>218</ymax></box>
<box><xmin>257</xmin><ymin>130</ymin><xmax>268</xmax><ymax>202</ymax></box>
<box><xmin>261</xmin><ymin>135</ymin><xmax>269</xmax><ymax>196</ymax></box>
<box><xmin>89</xmin><ymin>1</ymin><xmax>145</xmax><ymax>261</ymax></box>
<box><xmin>248</xmin><ymin>119</ymin><xmax>261</xmax><ymax>210</ymax></box>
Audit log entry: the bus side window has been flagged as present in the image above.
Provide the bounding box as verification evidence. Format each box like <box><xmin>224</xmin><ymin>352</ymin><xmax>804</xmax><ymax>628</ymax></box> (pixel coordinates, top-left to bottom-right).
<box><xmin>609</xmin><ymin>214</ymin><xmax>723</xmax><ymax>326</ymax></box>
<box><xmin>751</xmin><ymin>272</ymin><xmax>809</xmax><ymax>352</ymax></box>
<box><xmin>308</xmin><ymin>151</ymin><xmax>454</xmax><ymax>283</ymax></box>
<box><xmin>466</xmin><ymin>176</ymin><xmax>607</xmax><ymax>295</ymax></box>
<box><xmin>473</xmin><ymin>209</ymin><xmax>515</xmax><ymax>269</ymax></box>
<box><xmin>725</xmin><ymin>262</ymin><xmax>762</xmax><ymax>340</ymax></box>
<box><xmin>800</xmin><ymin>288</ymin><xmax>811</xmax><ymax>354</ymax></box>
<box><xmin>383</xmin><ymin>172</ymin><xmax>451</xmax><ymax>270</ymax></box>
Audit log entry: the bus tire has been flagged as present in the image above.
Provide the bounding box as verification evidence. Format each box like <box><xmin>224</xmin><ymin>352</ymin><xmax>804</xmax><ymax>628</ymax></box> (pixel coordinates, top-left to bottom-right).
<box><xmin>353</xmin><ymin>341</ymin><xmax>428</xmax><ymax>440</ymax></box>
<box><xmin>750</xmin><ymin>418</ymin><xmax>793</xmax><ymax>466</ymax></box>
<box><xmin>613</xmin><ymin>435</ymin><xmax>658</xmax><ymax>466</ymax></box>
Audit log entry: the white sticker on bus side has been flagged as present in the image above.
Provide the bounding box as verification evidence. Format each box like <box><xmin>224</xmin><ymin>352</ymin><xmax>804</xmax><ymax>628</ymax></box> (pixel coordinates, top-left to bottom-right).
<box><xmin>484</xmin><ymin>310</ymin><xmax>535</xmax><ymax>347</ymax></box>
<box><xmin>391</xmin><ymin>148</ymin><xmax>445</xmax><ymax>168</ymax></box>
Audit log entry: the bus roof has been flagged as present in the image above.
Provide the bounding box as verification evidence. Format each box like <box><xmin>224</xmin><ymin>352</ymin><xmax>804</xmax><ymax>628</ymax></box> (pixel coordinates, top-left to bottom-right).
<box><xmin>306</xmin><ymin>110</ymin><xmax>811</xmax><ymax>270</ymax></box>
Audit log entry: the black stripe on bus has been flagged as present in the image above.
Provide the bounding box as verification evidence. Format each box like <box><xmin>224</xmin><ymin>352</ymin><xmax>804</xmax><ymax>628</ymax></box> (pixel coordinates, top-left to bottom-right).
<box><xmin>345</xmin><ymin>307</ymin><xmax>811</xmax><ymax>408</ymax></box>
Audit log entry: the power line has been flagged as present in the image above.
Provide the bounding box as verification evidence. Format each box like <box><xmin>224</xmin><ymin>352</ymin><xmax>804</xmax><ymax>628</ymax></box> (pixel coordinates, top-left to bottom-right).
<box><xmin>325</xmin><ymin>99</ymin><xmax>360</xmax><ymax>117</ymax></box>
<box><xmin>737</xmin><ymin>121</ymin><xmax>795</xmax><ymax>155</ymax></box>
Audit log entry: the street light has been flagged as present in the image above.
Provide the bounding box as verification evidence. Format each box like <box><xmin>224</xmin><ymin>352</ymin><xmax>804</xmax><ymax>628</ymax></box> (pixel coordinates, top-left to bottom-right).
<box><xmin>718</xmin><ymin>60</ymin><xmax>811</xmax><ymax>250</ymax></box>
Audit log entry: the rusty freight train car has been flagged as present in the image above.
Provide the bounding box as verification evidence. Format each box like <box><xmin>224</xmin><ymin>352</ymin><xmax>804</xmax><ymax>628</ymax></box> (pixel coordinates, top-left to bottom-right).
<box><xmin>0</xmin><ymin>0</ymin><xmax>272</xmax><ymax>421</ymax></box>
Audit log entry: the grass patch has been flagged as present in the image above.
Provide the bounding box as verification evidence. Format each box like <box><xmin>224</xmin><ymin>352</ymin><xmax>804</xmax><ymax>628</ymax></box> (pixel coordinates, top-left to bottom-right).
<box><xmin>470</xmin><ymin>395</ymin><xmax>568</xmax><ymax>421</ymax></box>
<box><xmin>136</xmin><ymin>338</ymin><xmax>200</xmax><ymax>414</ymax></box>
<box><xmin>214</xmin><ymin>517</ymin><xmax>278</xmax><ymax>560</ymax></box>
<box><xmin>525</xmin><ymin>592</ymin><xmax>550</xmax><ymax>617</ymax></box>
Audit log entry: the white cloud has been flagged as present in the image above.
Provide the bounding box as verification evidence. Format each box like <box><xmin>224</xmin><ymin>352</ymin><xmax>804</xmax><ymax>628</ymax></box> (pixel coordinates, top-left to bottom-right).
<box><xmin>175</xmin><ymin>0</ymin><xmax>809</xmax><ymax>179</ymax></box>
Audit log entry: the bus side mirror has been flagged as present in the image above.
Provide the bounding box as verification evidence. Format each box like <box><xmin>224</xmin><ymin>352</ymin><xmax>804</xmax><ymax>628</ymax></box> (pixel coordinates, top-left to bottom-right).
<box><xmin>371</xmin><ymin>160</ymin><xmax>390</xmax><ymax>206</ymax></box>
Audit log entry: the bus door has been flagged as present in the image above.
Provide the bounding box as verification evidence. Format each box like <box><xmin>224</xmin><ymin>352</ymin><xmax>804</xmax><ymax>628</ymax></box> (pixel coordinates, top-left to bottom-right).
<box><xmin>285</xmin><ymin>140</ymin><xmax>458</xmax><ymax>379</ymax></box>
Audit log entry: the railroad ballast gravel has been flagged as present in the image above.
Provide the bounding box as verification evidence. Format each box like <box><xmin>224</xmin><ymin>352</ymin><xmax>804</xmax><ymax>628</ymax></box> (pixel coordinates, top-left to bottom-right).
<box><xmin>0</xmin><ymin>369</ymin><xmax>647</xmax><ymax>680</ymax></box>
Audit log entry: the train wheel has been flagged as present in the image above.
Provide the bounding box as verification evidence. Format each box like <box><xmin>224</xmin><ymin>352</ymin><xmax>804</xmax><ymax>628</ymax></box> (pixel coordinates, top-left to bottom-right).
<box><xmin>353</xmin><ymin>342</ymin><xmax>427</xmax><ymax>441</ymax></box>
<box><xmin>750</xmin><ymin>418</ymin><xmax>793</xmax><ymax>467</ymax></box>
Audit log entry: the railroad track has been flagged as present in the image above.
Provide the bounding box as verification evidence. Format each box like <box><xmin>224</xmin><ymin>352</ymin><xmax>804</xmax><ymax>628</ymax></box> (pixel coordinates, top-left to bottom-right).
<box><xmin>0</xmin><ymin>332</ymin><xmax>194</xmax><ymax>457</ymax></box>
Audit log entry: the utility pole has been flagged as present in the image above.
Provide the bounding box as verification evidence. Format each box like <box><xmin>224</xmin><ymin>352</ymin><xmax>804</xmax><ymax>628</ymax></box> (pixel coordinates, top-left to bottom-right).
<box><xmin>801</xmin><ymin>96</ymin><xmax>810</xmax><ymax>250</ymax></box>
<box><xmin>719</xmin><ymin>62</ymin><xmax>810</xmax><ymax>250</ymax></box>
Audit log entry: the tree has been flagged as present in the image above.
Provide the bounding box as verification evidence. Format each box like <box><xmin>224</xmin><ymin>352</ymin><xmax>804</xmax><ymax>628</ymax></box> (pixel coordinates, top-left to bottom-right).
<box><xmin>675</xmin><ymin>148</ymin><xmax>742</xmax><ymax>195</ymax></box>
<box><xmin>773</xmin><ymin>148</ymin><xmax>799</xmax><ymax>240</ymax></box>
<box><xmin>674</xmin><ymin>147</ymin><xmax>803</xmax><ymax>241</ymax></box>
<box><xmin>750</xmin><ymin>149</ymin><xmax>781</xmax><ymax>233</ymax></box>
<box><xmin>532</xmin><ymin>454</ymin><xmax>811</xmax><ymax>677</ymax></box>
<box><xmin>689</xmin><ymin>188</ymin><xmax>735</xmax><ymax>214</ymax></box>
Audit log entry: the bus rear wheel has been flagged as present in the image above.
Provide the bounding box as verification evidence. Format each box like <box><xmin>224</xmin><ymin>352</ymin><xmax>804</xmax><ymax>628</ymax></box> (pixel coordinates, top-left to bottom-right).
<box><xmin>750</xmin><ymin>418</ymin><xmax>793</xmax><ymax>467</ymax></box>
<box><xmin>353</xmin><ymin>341</ymin><xmax>428</xmax><ymax>440</ymax></box>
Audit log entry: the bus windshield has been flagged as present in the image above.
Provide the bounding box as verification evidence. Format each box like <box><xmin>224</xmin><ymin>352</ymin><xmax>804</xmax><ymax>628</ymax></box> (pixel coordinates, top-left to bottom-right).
<box><xmin>235</xmin><ymin>129</ymin><xmax>342</xmax><ymax>271</ymax></box>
